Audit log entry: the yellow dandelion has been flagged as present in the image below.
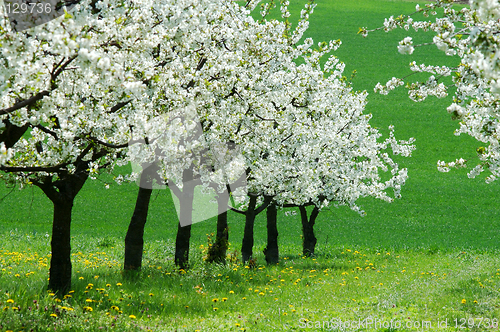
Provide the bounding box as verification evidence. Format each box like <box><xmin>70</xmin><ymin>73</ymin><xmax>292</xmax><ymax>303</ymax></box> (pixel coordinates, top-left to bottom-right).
<box><xmin>6</xmin><ymin>299</ymin><xmax>14</xmax><ymax>304</ymax></box>
<box><xmin>222</xmin><ymin>297</ymin><xmax>228</xmax><ymax>302</ymax></box>
<box><xmin>474</xmin><ymin>300</ymin><xmax>478</xmax><ymax>304</ymax></box>
<box><xmin>149</xmin><ymin>293</ymin><xmax>154</xmax><ymax>297</ymax></box>
<box><xmin>106</xmin><ymin>284</ymin><xmax>111</xmax><ymax>287</ymax></box>
<box><xmin>229</xmin><ymin>291</ymin><xmax>234</xmax><ymax>294</ymax></box>
<box><xmin>236</xmin><ymin>323</ymin><xmax>241</xmax><ymax>327</ymax></box>
<box><xmin>242</xmin><ymin>297</ymin><xmax>246</xmax><ymax>300</ymax></box>
<box><xmin>116</xmin><ymin>283</ymin><xmax>122</xmax><ymax>286</ymax></box>
<box><xmin>129</xmin><ymin>314</ymin><xmax>136</xmax><ymax>319</ymax></box>
<box><xmin>85</xmin><ymin>299</ymin><xmax>92</xmax><ymax>303</ymax></box>
<box><xmin>50</xmin><ymin>313</ymin><xmax>57</xmax><ymax>318</ymax></box>
<box><xmin>213</xmin><ymin>307</ymin><xmax>218</xmax><ymax>311</ymax></box>
<box><xmin>258</xmin><ymin>292</ymin><xmax>265</xmax><ymax>296</ymax></box>
<box><xmin>83</xmin><ymin>306</ymin><xmax>93</xmax><ymax>312</ymax></box>
<box><xmin>212</xmin><ymin>298</ymin><xmax>218</xmax><ymax>302</ymax></box>
<box><xmin>461</xmin><ymin>299</ymin><xmax>466</xmax><ymax>304</ymax></box>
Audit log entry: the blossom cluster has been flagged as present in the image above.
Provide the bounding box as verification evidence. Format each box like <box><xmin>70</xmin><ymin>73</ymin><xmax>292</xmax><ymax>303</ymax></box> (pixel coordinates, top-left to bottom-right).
<box><xmin>364</xmin><ymin>0</ymin><xmax>500</xmax><ymax>183</ymax></box>
<box><xmin>0</xmin><ymin>0</ymin><xmax>414</xmax><ymax>217</ymax></box>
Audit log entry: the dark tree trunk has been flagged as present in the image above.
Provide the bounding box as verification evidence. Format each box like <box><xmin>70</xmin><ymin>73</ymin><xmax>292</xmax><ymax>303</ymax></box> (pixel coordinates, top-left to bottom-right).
<box><xmin>264</xmin><ymin>203</ymin><xmax>279</xmax><ymax>264</ymax></box>
<box><xmin>124</xmin><ymin>169</ymin><xmax>154</xmax><ymax>271</ymax></box>
<box><xmin>175</xmin><ymin>222</ymin><xmax>192</xmax><ymax>270</ymax></box>
<box><xmin>299</xmin><ymin>205</ymin><xmax>319</xmax><ymax>257</ymax></box>
<box><xmin>241</xmin><ymin>195</ymin><xmax>257</xmax><ymax>263</ymax></box>
<box><xmin>206</xmin><ymin>194</ymin><xmax>229</xmax><ymax>264</ymax></box>
<box><xmin>174</xmin><ymin>169</ymin><xmax>195</xmax><ymax>270</ymax></box>
<box><xmin>36</xmin><ymin>170</ymin><xmax>88</xmax><ymax>295</ymax></box>
<box><xmin>49</xmin><ymin>198</ymin><xmax>73</xmax><ymax>294</ymax></box>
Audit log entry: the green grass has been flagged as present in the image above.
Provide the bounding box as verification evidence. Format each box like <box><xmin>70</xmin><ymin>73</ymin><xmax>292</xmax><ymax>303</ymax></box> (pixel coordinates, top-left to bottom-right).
<box><xmin>2</xmin><ymin>0</ymin><xmax>500</xmax><ymax>330</ymax></box>
<box><xmin>1</xmin><ymin>234</ymin><xmax>500</xmax><ymax>331</ymax></box>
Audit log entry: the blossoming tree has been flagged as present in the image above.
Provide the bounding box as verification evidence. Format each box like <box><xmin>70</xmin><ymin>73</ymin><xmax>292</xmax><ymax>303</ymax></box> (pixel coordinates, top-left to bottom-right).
<box><xmin>1</xmin><ymin>0</ymin><xmax>266</xmax><ymax>291</ymax></box>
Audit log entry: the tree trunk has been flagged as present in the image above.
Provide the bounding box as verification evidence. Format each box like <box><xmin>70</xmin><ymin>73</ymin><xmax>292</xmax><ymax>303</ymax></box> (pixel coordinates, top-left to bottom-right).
<box><xmin>264</xmin><ymin>203</ymin><xmax>279</xmax><ymax>264</ymax></box>
<box><xmin>48</xmin><ymin>198</ymin><xmax>73</xmax><ymax>294</ymax></box>
<box><xmin>175</xmin><ymin>222</ymin><xmax>192</xmax><ymax>270</ymax></box>
<box><xmin>124</xmin><ymin>169</ymin><xmax>153</xmax><ymax>271</ymax></box>
<box><xmin>174</xmin><ymin>169</ymin><xmax>195</xmax><ymax>270</ymax></box>
<box><xmin>241</xmin><ymin>195</ymin><xmax>257</xmax><ymax>263</ymax></box>
<box><xmin>206</xmin><ymin>194</ymin><xmax>229</xmax><ymax>264</ymax></box>
<box><xmin>299</xmin><ymin>205</ymin><xmax>319</xmax><ymax>257</ymax></box>
<box><xmin>37</xmin><ymin>170</ymin><xmax>88</xmax><ymax>294</ymax></box>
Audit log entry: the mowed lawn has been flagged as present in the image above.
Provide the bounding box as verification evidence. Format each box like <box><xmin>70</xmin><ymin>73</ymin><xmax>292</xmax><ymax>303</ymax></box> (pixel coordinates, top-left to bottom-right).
<box><xmin>1</xmin><ymin>0</ymin><xmax>500</xmax><ymax>331</ymax></box>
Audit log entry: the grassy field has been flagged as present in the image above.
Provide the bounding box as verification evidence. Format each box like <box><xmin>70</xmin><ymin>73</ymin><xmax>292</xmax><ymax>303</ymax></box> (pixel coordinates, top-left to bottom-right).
<box><xmin>2</xmin><ymin>0</ymin><xmax>500</xmax><ymax>331</ymax></box>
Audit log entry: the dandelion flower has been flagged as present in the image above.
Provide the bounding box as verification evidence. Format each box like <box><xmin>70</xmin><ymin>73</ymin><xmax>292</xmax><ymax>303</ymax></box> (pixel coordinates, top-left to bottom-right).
<box><xmin>116</xmin><ymin>283</ymin><xmax>122</xmax><ymax>286</ymax></box>
<box><xmin>6</xmin><ymin>299</ymin><xmax>14</xmax><ymax>304</ymax></box>
<box><xmin>229</xmin><ymin>291</ymin><xmax>234</xmax><ymax>294</ymax></box>
<box><xmin>50</xmin><ymin>313</ymin><xmax>57</xmax><ymax>317</ymax></box>
<box><xmin>461</xmin><ymin>299</ymin><xmax>466</xmax><ymax>304</ymax></box>
<box><xmin>212</xmin><ymin>298</ymin><xmax>218</xmax><ymax>303</ymax></box>
<box><xmin>129</xmin><ymin>314</ymin><xmax>136</xmax><ymax>319</ymax></box>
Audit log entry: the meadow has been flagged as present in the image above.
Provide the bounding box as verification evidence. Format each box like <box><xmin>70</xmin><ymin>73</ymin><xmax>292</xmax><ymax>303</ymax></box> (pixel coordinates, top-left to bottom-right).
<box><xmin>2</xmin><ymin>0</ymin><xmax>500</xmax><ymax>331</ymax></box>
